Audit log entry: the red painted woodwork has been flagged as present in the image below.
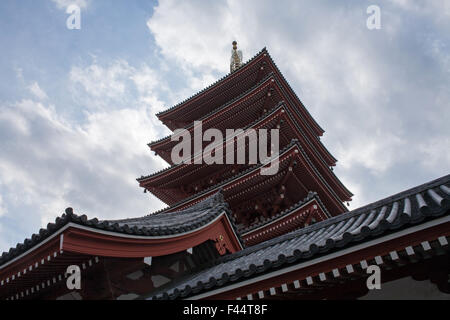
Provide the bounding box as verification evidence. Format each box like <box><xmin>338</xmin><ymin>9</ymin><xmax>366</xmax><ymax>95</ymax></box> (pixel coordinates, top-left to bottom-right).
<box><xmin>242</xmin><ymin>199</ymin><xmax>326</xmax><ymax>246</ymax></box>
<box><xmin>142</xmin><ymin>103</ymin><xmax>352</xmax><ymax>205</ymax></box>
<box><xmin>151</xmin><ymin>75</ymin><xmax>336</xmax><ymax>167</ymax></box>
<box><xmin>0</xmin><ymin>236</ymin><xmax>61</xmax><ymax>287</ymax></box>
<box><xmin>164</xmin><ymin>144</ymin><xmax>347</xmax><ymax>218</ymax></box>
<box><xmin>61</xmin><ymin>214</ymin><xmax>241</xmax><ymax>258</ymax></box>
<box><xmin>0</xmin><ymin>211</ymin><xmax>241</xmax><ymax>299</ymax></box>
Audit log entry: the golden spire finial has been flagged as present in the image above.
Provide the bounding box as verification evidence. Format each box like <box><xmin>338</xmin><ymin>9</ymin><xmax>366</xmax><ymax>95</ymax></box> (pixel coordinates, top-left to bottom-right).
<box><xmin>230</xmin><ymin>41</ymin><xmax>243</xmax><ymax>73</ymax></box>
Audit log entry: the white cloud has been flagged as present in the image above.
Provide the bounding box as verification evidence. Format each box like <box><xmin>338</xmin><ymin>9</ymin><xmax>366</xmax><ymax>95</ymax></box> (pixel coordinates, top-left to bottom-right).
<box><xmin>0</xmin><ymin>97</ymin><xmax>166</xmax><ymax>228</ymax></box>
<box><xmin>51</xmin><ymin>0</ymin><xmax>89</xmax><ymax>10</ymax></box>
<box><xmin>148</xmin><ymin>0</ymin><xmax>233</xmax><ymax>74</ymax></box>
<box><xmin>390</xmin><ymin>0</ymin><xmax>450</xmax><ymax>17</ymax></box>
<box><xmin>0</xmin><ymin>195</ymin><xmax>6</xmax><ymax>218</ymax></box>
<box><xmin>0</xmin><ymin>60</ymin><xmax>169</xmax><ymax>243</ymax></box>
<box><xmin>28</xmin><ymin>82</ymin><xmax>48</xmax><ymax>100</ymax></box>
<box><xmin>336</xmin><ymin>131</ymin><xmax>406</xmax><ymax>175</ymax></box>
<box><xmin>69</xmin><ymin>60</ymin><xmax>169</xmax><ymax>119</ymax></box>
<box><xmin>418</xmin><ymin>136</ymin><xmax>450</xmax><ymax>170</ymax></box>
<box><xmin>0</xmin><ymin>225</ymin><xmax>9</xmax><ymax>255</ymax></box>
<box><xmin>70</xmin><ymin>61</ymin><xmax>131</xmax><ymax>101</ymax></box>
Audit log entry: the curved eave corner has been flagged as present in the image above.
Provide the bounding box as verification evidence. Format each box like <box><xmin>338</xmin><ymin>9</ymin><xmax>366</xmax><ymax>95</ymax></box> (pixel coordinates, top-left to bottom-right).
<box><xmin>0</xmin><ymin>192</ymin><xmax>245</xmax><ymax>285</ymax></box>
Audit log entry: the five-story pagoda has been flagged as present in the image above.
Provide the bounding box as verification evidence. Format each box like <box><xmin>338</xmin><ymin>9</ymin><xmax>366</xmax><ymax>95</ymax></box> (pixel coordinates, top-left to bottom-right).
<box><xmin>138</xmin><ymin>42</ymin><xmax>353</xmax><ymax>247</ymax></box>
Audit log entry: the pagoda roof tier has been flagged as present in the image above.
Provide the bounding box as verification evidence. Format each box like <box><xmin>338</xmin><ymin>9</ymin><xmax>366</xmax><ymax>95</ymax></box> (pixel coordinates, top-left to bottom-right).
<box><xmin>240</xmin><ymin>192</ymin><xmax>331</xmax><ymax>246</ymax></box>
<box><xmin>149</xmin><ymin>73</ymin><xmax>336</xmax><ymax>167</ymax></box>
<box><xmin>149</xmin><ymin>174</ymin><xmax>450</xmax><ymax>300</ymax></box>
<box><xmin>149</xmin><ymin>73</ymin><xmax>277</xmax><ymax>152</ymax></box>
<box><xmin>139</xmin><ymin>103</ymin><xmax>352</xmax><ymax>205</ymax></box>
<box><xmin>152</xmin><ymin>140</ymin><xmax>348</xmax><ymax>221</ymax></box>
<box><xmin>0</xmin><ymin>192</ymin><xmax>243</xmax><ymax>298</ymax></box>
<box><xmin>141</xmin><ymin>102</ymin><xmax>288</xmax><ymax>205</ymax></box>
<box><xmin>156</xmin><ymin>48</ymin><xmax>325</xmax><ymax>137</ymax></box>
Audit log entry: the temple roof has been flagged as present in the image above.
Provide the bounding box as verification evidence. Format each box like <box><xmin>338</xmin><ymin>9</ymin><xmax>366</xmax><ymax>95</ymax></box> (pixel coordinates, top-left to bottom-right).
<box><xmin>0</xmin><ymin>191</ymin><xmax>241</xmax><ymax>267</ymax></box>
<box><xmin>149</xmin><ymin>174</ymin><xmax>450</xmax><ymax>300</ymax></box>
<box><xmin>107</xmin><ymin>191</ymin><xmax>237</xmax><ymax>235</ymax></box>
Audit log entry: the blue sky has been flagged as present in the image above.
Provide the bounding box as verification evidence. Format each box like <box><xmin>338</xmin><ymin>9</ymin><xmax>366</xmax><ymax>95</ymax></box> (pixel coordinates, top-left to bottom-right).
<box><xmin>0</xmin><ymin>0</ymin><xmax>449</xmax><ymax>252</ymax></box>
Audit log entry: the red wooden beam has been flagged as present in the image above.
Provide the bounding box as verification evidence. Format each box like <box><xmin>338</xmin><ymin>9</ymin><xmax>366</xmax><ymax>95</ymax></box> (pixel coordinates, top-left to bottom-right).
<box><xmin>61</xmin><ymin>214</ymin><xmax>241</xmax><ymax>258</ymax></box>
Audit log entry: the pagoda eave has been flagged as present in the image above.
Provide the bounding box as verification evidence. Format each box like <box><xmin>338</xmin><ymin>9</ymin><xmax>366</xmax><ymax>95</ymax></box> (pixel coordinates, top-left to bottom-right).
<box><xmin>149</xmin><ymin>73</ymin><xmax>335</xmax><ymax>166</ymax></box>
<box><xmin>242</xmin><ymin>197</ymin><xmax>328</xmax><ymax>246</ymax></box>
<box><xmin>159</xmin><ymin>142</ymin><xmax>347</xmax><ymax>219</ymax></box>
<box><xmin>156</xmin><ymin>48</ymin><xmax>324</xmax><ymax>138</ymax></box>
<box><xmin>141</xmin><ymin>104</ymin><xmax>351</xmax><ymax>205</ymax></box>
<box><xmin>0</xmin><ymin>201</ymin><xmax>244</xmax><ymax>300</ymax></box>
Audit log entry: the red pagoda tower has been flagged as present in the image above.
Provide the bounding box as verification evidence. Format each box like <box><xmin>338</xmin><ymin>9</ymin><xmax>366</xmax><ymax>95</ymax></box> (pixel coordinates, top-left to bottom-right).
<box><xmin>138</xmin><ymin>45</ymin><xmax>353</xmax><ymax>247</ymax></box>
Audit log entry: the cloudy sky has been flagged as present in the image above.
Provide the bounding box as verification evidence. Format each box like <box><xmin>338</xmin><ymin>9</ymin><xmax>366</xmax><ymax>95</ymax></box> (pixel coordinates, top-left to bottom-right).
<box><xmin>0</xmin><ymin>0</ymin><xmax>449</xmax><ymax>252</ymax></box>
